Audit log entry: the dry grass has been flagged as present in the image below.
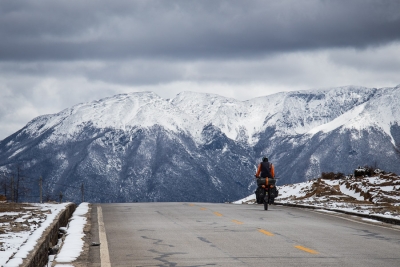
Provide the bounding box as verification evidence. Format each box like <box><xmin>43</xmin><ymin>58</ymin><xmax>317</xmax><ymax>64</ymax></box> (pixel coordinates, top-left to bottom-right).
<box><xmin>0</xmin><ymin>202</ymin><xmax>35</xmax><ymax>213</ymax></box>
<box><xmin>0</xmin><ymin>203</ymin><xmax>47</xmax><ymax>237</ymax></box>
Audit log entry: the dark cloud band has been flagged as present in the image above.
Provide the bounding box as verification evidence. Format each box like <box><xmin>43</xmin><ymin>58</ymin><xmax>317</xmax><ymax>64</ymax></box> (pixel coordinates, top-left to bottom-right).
<box><xmin>1</xmin><ymin>0</ymin><xmax>400</xmax><ymax>61</ymax></box>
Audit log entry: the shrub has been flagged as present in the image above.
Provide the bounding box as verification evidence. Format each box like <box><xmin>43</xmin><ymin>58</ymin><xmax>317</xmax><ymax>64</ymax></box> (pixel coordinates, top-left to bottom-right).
<box><xmin>321</xmin><ymin>172</ymin><xmax>345</xmax><ymax>180</ymax></box>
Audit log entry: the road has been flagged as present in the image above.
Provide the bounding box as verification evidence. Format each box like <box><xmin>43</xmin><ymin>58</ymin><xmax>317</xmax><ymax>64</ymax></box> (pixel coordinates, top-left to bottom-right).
<box><xmin>87</xmin><ymin>203</ymin><xmax>400</xmax><ymax>267</ymax></box>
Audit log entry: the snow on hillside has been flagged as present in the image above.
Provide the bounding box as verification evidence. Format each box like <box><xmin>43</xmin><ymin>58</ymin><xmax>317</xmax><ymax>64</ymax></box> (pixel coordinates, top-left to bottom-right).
<box><xmin>169</xmin><ymin>86</ymin><xmax>382</xmax><ymax>145</ymax></box>
<box><xmin>308</xmin><ymin>85</ymin><xmax>400</xmax><ymax>145</ymax></box>
<box><xmin>252</xmin><ymin>86</ymin><xmax>378</xmax><ymax>136</ymax></box>
<box><xmin>172</xmin><ymin>91</ymin><xmax>258</xmax><ymax>143</ymax></box>
<box><xmin>308</xmin><ymin>103</ymin><xmax>367</xmax><ymax>135</ymax></box>
<box><xmin>16</xmin><ymin>85</ymin><xmax>387</xmax><ymax>147</ymax></box>
<box><xmin>234</xmin><ymin>172</ymin><xmax>400</xmax><ymax>219</ymax></box>
<box><xmin>21</xmin><ymin>92</ymin><xmax>203</xmax><ymax>145</ymax></box>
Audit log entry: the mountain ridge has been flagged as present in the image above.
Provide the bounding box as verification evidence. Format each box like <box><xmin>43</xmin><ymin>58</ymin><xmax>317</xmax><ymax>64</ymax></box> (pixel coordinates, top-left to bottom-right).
<box><xmin>1</xmin><ymin>85</ymin><xmax>399</xmax><ymax>203</ymax></box>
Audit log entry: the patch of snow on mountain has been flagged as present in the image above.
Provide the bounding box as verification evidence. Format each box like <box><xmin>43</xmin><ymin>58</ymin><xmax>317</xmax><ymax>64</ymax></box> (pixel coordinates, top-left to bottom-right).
<box><xmin>19</xmin><ymin>86</ymin><xmax>384</xmax><ymax>147</ymax></box>
<box><xmin>8</xmin><ymin>147</ymin><xmax>27</xmax><ymax>159</ymax></box>
<box><xmin>248</xmin><ymin>86</ymin><xmax>376</xmax><ymax>137</ymax></box>
<box><xmin>308</xmin><ymin>103</ymin><xmax>367</xmax><ymax>135</ymax></box>
<box><xmin>360</xmin><ymin>87</ymin><xmax>400</xmax><ymax>145</ymax></box>
<box><xmin>308</xmin><ymin>86</ymin><xmax>400</xmax><ymax>146</ymax></box>
<box><xmin>172</xmin><ymin>91</ymin><xmax>256</xmax><ymax>143</ymax></box>
<box><xmin>24</xmin><ymin>92</ymin><xmax>203</xmax><ymax>145</ymax></box>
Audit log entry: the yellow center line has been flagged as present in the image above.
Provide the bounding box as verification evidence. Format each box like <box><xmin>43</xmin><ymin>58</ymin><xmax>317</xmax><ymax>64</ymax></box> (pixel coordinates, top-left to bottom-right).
<box><xmin>213</xmin><ymin>212</ymin><xmax>223</xmax><ymax>217</ymax></box>
<box><xmin>295</xmin><ymin>245</ymin><xmax>319</xmax><ymax>254</ymax></box>
<box><xmin>232</xmin><ymin>219</ymin><xmax>244</xmax><ymax>225</ymax></box>
<box><xmin>200</xmin><ymin>207</ymin><xmax>207</xmax><ymax>210</ymax></box>
<box><xmin>188</xmin><ymin>203</ymin><xmax>195</xmax><ymax>206</ymax></box>
<box><xmin>258</xmin><ymin>229</ymin><xmax>274</xmax><ymax>236</ymax></box>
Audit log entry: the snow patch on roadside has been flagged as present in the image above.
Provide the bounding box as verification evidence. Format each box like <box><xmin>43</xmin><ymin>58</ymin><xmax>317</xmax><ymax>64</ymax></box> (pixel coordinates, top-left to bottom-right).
<box><xmin>2</xmin><ymin>203</ymin><xmax>69</xmax><ymax>267</ymax></box>
<box><xmin>53</xmin><ymin>202</ymin><xmax>89</xmax><ymax>265</ymax></box>
<box><xmin>339</xmin><ymin>183</ymin><xmax>365</xmax><ymax>201</ymax></box>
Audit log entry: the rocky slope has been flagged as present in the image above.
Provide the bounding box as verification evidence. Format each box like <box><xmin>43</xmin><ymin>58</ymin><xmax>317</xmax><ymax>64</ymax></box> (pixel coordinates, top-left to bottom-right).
<box><xmin>235</xmin><ymin>169</ymin><xmax>400</xmax><ymax>220</ymax></box>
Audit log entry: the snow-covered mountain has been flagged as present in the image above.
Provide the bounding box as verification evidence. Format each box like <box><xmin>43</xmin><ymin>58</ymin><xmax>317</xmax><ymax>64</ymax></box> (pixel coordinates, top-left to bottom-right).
<box><xmin>1</xmin><ymin>85</ymin><xmax>399</xmax><ymax>203</ymax></box>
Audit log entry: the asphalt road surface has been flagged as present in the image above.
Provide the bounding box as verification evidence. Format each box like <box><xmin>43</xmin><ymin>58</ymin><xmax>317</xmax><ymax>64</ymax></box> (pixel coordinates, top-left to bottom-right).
<box><xmin>88</xmin><ymin>203</ymin><xmax>400</xmax><ymax>267</ymax></box>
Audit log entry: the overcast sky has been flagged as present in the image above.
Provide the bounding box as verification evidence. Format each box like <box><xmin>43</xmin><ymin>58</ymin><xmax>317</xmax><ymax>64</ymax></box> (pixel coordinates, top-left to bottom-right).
<box><xmin>1</xmin><ymin>0</ymin><xmax>400</xmax><ymax>140</ymax></box>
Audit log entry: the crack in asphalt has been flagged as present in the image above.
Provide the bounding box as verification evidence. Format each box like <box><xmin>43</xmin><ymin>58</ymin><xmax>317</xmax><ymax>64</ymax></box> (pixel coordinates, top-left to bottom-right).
<box><xmin>147</xmin><ymin>249</ymin><xmax>217</xmax><ymax>267</ymax></box>
<box><xmin>351</xmin><ymin>228</ymin><xmax>400</xmax><ymax>244</ymax></box>
<box><xmin>141</xmin><ymin>236</ymin><xmax>175</xmax><ymax>247</ymax></box>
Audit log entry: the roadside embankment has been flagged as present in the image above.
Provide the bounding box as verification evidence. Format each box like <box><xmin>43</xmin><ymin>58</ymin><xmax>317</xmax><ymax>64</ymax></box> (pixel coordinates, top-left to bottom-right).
<box><xmin>275</xmin><ymin>202</ymin><xmax>400</xmax><ymax>226</ymax></box>
<box><xmin>51</xmin><ymin>202</ymin><xmax>91</xmax><ymax>267</ymax></box>
<box><xmin>17</xmin><ymin>203</ymin><xmax>76</xmax><ymax>267</ymax></box>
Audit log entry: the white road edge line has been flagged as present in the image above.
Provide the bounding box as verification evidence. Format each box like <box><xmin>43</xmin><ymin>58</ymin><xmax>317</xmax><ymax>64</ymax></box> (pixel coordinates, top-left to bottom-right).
<box><xmin>307</xmin><ymin>209</ymin><xmax>400</xmax><ymax>232</ymax></box>
<box><xmin>98</xmin><ymin>206</ymin><xmax>112</xmax><ymax>267</ymax></box>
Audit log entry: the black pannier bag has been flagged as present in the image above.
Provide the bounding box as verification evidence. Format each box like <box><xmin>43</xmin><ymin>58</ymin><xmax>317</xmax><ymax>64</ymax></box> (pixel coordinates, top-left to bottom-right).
<box><xmin>269</xmin><ymin>186</ymin><xmax>279</xmax><ymax>198</ymax></box>
<box><xmin>255</xmin><ymin>187</ymin><xmax>265</xmax><ymax>204</ymax></box>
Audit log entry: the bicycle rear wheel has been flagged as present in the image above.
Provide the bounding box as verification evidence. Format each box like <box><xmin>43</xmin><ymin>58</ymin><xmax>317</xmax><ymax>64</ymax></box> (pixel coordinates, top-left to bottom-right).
<box><xmin>263</xmin><ymin>190</ymin><xmax>269</xmax><ymax>210</ymax></box>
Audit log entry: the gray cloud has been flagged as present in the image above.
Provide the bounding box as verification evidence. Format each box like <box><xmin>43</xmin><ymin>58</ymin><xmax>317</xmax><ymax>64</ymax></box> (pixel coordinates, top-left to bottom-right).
<box><xmin>1</xmin><ymin>0</ymin><xmax>400</xmax><ymax>61</ymax></box>
<box><xmin>1</xmin><ymin>0</ymin><xmax>400</xmax><ymax>140</ymax></box>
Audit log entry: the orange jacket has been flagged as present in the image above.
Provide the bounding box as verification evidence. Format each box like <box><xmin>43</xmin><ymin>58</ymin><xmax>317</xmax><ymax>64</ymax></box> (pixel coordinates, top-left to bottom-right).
<box><xmin>255</xmin><ymin>162</ymin><xmax>275</xmax><ymax>178</ymax></box>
